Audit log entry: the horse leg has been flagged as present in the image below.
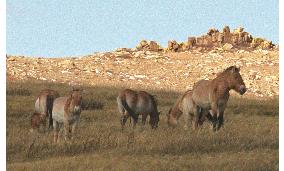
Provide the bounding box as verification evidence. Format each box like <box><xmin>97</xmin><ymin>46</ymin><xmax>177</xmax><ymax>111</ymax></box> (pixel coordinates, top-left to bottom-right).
<box><xmin>211</xmin><ymin>103</ymin><xmax>218</xmax><ymax>132</ymax></box>
<box><xmin>206</xmin><ymin>110</ymin><xmax>214</xmax><ymax>123</ymax></box>
<box><xmin>70</xmin><ymin>122</ymin><xmax>78</xmax><ymax>140</ymax></box>
<box><xmin>132</xmin><ymin>117</ymin><xmax>138</xmax><ymax>129</ymax></box>
<box><xmin>53</xmin><ymin>121</ymin><xmax>59</xmax><ymax>143</ymax></box>
<box><xmin>183</xmin><ymin>106</ymin><xmax>191</xmax><ymax>131</ymax></box>
<box><xmin>142</xmin><ymin>114</ymin><xmax>147</xmax><ymax>128</ymax></box>
<box><xmin>217</xmin><ymin>110</ymin><xmax>224</xmax><ymax>130</ymax></box>
<box><xmin>63</xmin><ymin>121</ymin><xmax>70</xmax><ymax>141</ymax></box>
<box><xmin>193</xmin><ymin>107</ymin><xmax>200</xmax><ymax>130</ymax></box>
<box><xmin>40</xmin><ymin>115</ymin><xmax>47</xmax><ymax>133</ymax></box>
<box><xmin>131</xmin><ymin>113</ymin><xmax>138</xmax><ymax>129</ymax></box>
<box><xmin>149</xmin><ymin>113</ymin><xmax>158</xmax><ymax>129</ymax></box>
<box><xmin>198</xmin><ymin>108</ymin><xmax>209</xmax><ymax>126</ymax></box>
<box><xmin>120</xmin><ymin>111</ymin><xmax>129</xmax><ymax>131</ymax></box>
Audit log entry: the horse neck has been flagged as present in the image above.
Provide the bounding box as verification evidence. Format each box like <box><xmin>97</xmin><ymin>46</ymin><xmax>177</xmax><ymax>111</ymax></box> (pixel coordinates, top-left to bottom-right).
<box><xmin>65</xmin><ymin>96</ymin><xmax>75</xmax><ymax>112</ymax></box>
<box><xmin>213</xmin><ymin>74</ymin><xmax>232</xmax><ymax>93</ymax></box>
<box><xmin>169</xmin><ymin>107</ymin><xmax>179</xmax><ymax>118</ymax></box>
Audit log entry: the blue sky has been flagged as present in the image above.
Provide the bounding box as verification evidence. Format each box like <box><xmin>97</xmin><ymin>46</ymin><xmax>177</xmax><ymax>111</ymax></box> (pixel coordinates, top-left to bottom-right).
<box><xmin>7</xmin><ymin>0</ymin><xmax>279</xmax><ymax>57</ymax></box>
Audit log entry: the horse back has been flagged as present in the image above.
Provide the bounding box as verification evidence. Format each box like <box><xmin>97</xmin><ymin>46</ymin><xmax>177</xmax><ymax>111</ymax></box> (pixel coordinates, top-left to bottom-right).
<box><xmin>52</xmin><ymin>97</ymin><xmax>68</xmax><ymax>122</ymax></box>
<box><xmin>35</xmin><ymin>93</ymin><xmax>48</xmax><ymax>115</ymax></box>
<box><xmin>192</xmin><ymin>80</ymin><xmax>212</xmax><ymax>109</ymax></box>
<box><xmin>119</xmin><ymin>89</ymin><xmax>157</xmax><ymax>114</ymax></box>
<box><xmin>136</xmin><ymin>91</ymin><xmax>158</xmax><ymax>114</ymax></box>
<box><xmin>35</xmin><ymin>89</ymin><xmax>59</xmax><ymax>114</ymax></box>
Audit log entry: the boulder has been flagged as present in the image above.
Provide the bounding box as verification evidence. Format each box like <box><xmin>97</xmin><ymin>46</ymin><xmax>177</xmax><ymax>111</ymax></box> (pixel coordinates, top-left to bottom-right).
<box><xmin>136</xmin><ymin>40</ymin><xmax>150</xmax><ymax>51</ymax></box>
<box><xmin>180</xmin><ymin>42</ymin><xmax>189</xmax><ymax>51</ymax></box>
<box><xmin>168</xmin><ymin>40</ymin><xmax>181</xmax><ymax>52</ymax></box>
<box><xmin>233</xmin><ymin>27</ymin><xmax>244</xmax><ymax>34</ymax></box>
<box><xmin>222</xmin><ymin>43</ymin><xmax>233</xmax><ymax>51</ymax></box>
<box><xmin>188</xmin><ymin>37</ymin><xmax>196</xmax><ymax>49</ymax></box>
<box><xmin>211</xmin><ymin>33</ymin><xmax>219</xmax><ymax>43</ymax></box>
<box><xmin>217</xmin><ymin>33</ymin><xmax>224</xmax><ymax>44</ymax></box>
<box><xmin>251</xmin><ymin>38</ymin><xmax>264</xmax><ymax>48</ymax></box>
<box><xmin>207</xmin><ymin>28</ymin><xmax>219</xmax><ymax>36</ymax></box>
<box><xmin>223</xmin><ymin>26</ymin><xmax>230</xmax><ymax>33</ymax></box>
<box><xmin>261</xmin><ymin>40</ymin><xmax>273</xmax><ymax>49</ymax></box>
<box><xmin>149</xmin><ymin>41</ymin><xmax>162</xmax><ymax>52</ymax></box>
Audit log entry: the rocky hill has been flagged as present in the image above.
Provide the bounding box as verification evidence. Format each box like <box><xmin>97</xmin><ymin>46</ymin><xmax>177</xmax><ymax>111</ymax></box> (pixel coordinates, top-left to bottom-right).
<box><xmin>6</xmin><ymin>26</ymin><xmax>279</xmax><ymax>98</ymax></box>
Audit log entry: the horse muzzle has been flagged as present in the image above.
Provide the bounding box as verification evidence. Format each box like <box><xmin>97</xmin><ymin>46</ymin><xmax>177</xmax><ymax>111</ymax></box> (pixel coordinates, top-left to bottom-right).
<box><xmin>239</xmin><ymin>85</ymin><xmax>247</xmax><ymax>95</ymax></box>
<box><xmin>74</xmin><ymin>106</ymin><xmax>81</xmax><ymax>113</ymax></box>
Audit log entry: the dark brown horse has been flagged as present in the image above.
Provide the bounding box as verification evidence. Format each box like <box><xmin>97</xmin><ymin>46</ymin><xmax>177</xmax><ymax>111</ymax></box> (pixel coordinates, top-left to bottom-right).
<box><xmin>31</xmin><ymin>89</ymin><xmax>59</xmax><ymax>132</ymax></box>
<box><xmin>117</xmin><ymin>89</ymin><xmax>160</xmax><ymax>130</ymax></box>
<box><xmin>52</xmin><ymin>89</ymin><xmax>82</xmax><ymax>142</ymax></box>
<box><xmin>167</xmin><ymin>90</ymin><xmax>213</xmax><ymax>130</ymax></box>
<box><xmin>191</xmin><ymin>66</ymin><xmax>246</xmax><ymax>131</ymax></box>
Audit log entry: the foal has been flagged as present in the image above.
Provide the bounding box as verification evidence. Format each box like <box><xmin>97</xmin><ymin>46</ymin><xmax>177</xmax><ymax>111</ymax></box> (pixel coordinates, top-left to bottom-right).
<box><xmin>167</xmin><ymin>90</ymin><xmax>213</xmax><ymax>130</ymax></box>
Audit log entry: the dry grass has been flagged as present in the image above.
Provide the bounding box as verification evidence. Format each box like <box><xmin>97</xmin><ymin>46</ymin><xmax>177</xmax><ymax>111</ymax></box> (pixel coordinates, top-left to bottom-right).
<box><xmin>7</xmin><ymin>80</ymin><xmax>278</xmax><ymax>171</ymax></box>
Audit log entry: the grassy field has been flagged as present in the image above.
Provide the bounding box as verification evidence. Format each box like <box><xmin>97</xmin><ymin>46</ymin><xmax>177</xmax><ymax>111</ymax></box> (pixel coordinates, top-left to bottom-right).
<box><xmin>7</xmin><ymin>80</ymin><xmax>278</xmax><ymax>171</ymax></box>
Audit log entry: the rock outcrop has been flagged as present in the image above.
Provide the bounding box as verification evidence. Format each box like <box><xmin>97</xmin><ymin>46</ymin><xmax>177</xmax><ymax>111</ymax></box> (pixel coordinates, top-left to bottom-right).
<box><xmin>136</xmin><ymin>40</ymin><xmax>163</xmax><ymax>52</ymax></box>
<box><xmin>135</xmin><ymin>26</ymin><xmax>275</xmax><ymax>52</ymax></box>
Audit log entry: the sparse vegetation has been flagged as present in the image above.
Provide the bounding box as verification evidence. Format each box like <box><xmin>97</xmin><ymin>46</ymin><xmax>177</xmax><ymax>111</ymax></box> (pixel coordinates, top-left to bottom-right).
<box><xmin>7</xmin><ymin>80</ymin><xmax>278</xmax><ymax>171</ymax></box>
<box><xmin>6</xmin><ymin>87</ymin><xmax>31</xmax><ymax>96</ymax></box>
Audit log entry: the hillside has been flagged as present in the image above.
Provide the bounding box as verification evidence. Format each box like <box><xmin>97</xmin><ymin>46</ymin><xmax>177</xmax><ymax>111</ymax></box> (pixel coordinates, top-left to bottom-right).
<box><xmin>7</xmin><ymin>48</ymin><xmax>279</xmax><ymax>98</ymax></box>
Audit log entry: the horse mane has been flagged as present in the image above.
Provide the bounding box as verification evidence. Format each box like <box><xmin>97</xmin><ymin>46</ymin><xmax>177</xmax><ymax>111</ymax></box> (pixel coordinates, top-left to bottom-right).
<box><xmin>223</xmin><ymin>66</ymin><xmax>237</xmax><ymax>72</ymax></box>
<box><xmin>64</xmin><ymin>93</ymin><xmax>73</xmax><ymax>113</ymax></box>
<box><xmin>217</xmin><ymin>66</ymin><xmax>238</xmax><ymax>78</ymax></box>
<box><xmin>64</xmin><ymin>89</ymin><xmax>74</xmax><ymax>111</ymax></box>
<box><xmin>64</xmin><ymin>89</ymin><xmax>81</xmax><ymax>112</ymax></box>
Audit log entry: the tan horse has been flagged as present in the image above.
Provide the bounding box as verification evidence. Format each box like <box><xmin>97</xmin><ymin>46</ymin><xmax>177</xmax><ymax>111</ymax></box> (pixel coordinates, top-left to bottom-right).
<box><xmin>167</xmin><ymin>90</ymin><xmax>213</xmax><ymax>130</ymax></box>
<box><xmin>31</xmin><ymin>89</ymin><xmax>59</xmax><ymax>132</ymax></box>
<box><xmin>52</xmin><ymin>89</ymin><xmax>82</xmax><ymax>142</ymax></box>
<box><xmin>191</xmin><ymin>66</ymin><xmax>246</xmax><ymax>131</ymax></box>
<box><xmin>117</xmin><ymin>89</ymin><xmax>160</xmax><ymax>130</ymax></box>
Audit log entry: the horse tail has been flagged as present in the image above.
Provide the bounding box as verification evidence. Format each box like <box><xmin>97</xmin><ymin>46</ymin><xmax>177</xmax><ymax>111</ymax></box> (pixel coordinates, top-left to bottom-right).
<box><xmin>117</xmin><ymin>95</ymin><xmax>138</xmax><ymax>121</ymax></box>
<box><xmin>47</xmin><ymin>95</ymin><xmax>54</xmax><ymax>130</ymax></box>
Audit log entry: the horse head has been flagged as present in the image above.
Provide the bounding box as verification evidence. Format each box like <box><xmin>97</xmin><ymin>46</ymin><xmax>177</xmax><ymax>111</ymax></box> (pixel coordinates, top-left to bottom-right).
<box><xmin>70</xmin><ymin>88</ymin><xmax>83</xmax><ymax>113</ymax></box>
<box><xmin>225</xmin><ymin>66</ymin><xmax>247</xmax><ymax>95</ymax></box>
<box><xmin>150</xmin><ymin>110</ymin><xmax>160</xmax><ymax>129</ymax></box>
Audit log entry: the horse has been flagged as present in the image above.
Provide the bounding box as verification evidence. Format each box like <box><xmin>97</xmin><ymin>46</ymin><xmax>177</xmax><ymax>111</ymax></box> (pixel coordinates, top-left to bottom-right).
<box><xmin>52</xmin><ymin>89</ymin><xmax>82</xmax><ymax>142</ymax></box>
<box><xmin>31</xmin><ymin>112</ymin><xmax>45</xmax><ymax>131</ymax></box>
<box><xmin>167</xmin><ymin>90</ymin><xmax>214</xmax><ymax>130</ymax></box>
<box><xmin>31</xmin><ymin>89</ymin><xmax>59</xmax><ymax>132</ymax></box>
<box><xmin>191</xmin><ymin>66</ymin><xmax>247</xmax><ymax>131</ymax></box>
<box><xmin>117</xmin><ymin>89</ymin><xmax>160</xmax><ymax>130</ymax></box>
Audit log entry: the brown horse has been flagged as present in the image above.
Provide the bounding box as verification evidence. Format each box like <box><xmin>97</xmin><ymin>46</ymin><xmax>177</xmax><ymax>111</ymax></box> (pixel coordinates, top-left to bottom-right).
<box><xmin>117</xmin><ymin>89</ymin><xmax>160</xmax><ymax>130</ymax></box>
<box><xmin>52</xmin><ymin>89</ymin><xmax>82</xmax><ymax>142</ymax></box>
<box><xmin>191</xmin><ymin>66</ymin><xmax>246</xmax><ymax>131</ymax></box>
<box><xmin>167</xmin><ymin>90</ymin><xmax>213</xmax><ymax>130</ymax></box>
<box><xmin>31</xmin><ymin>89</ymin><xmax>59</xmax><ymax>132</ymax></box>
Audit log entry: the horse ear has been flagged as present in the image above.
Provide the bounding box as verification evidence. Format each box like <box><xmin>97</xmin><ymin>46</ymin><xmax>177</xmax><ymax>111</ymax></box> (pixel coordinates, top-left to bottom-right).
<box><xmin>237</xmin><ymin>66</ymin><xmax>240</xmax><ymax>72</ymax></box>
<box><xmin>168</xmin><ymin>108</ymin><xmax>172</xmax><ymax>114</ymax></box>
<box><xmin>231</xmin><ymin>66</ymin><xmax>239</xmax><ymax>73</ymax></box>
